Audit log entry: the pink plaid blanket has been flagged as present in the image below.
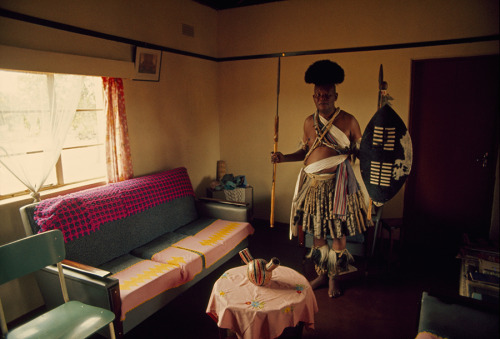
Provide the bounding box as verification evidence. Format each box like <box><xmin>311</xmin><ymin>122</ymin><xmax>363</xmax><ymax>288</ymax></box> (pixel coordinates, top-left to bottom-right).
<box><xmin>34</xmin><ymin>167</ymin><xmax>195</xmax><ymax>242</ymax></box>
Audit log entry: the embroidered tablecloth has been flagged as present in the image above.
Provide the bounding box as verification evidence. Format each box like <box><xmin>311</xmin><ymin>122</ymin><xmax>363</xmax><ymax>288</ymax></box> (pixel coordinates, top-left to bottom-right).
<box><xmin>206</xmin><ymin>265</ymin><xmax>318</xmax><ymax>339</ymax></box>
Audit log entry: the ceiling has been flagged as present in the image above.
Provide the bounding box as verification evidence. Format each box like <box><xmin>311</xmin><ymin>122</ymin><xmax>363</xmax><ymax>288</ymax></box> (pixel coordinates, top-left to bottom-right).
<box><xmin>193</xmin><ymin>0</ymin><xmax>284</xmax><ymax>10</ymax></box>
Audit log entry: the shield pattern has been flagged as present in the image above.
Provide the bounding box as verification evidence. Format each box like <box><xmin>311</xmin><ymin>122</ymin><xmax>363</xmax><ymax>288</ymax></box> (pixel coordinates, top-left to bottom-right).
<box><xmin>360</xmin><ymin>104</ymin><xmax>412</xmax><ymax>204</ymax></box>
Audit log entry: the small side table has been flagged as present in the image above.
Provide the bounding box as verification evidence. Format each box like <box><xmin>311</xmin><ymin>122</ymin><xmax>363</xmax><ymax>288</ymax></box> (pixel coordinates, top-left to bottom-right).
<box><xmin>206</xmin><ymin>265</ymin><xmax>318</xmax><ymax>339</ymax></box>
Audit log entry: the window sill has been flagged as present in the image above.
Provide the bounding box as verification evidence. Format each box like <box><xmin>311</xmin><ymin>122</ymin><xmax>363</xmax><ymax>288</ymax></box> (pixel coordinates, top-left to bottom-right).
<box><xmin>0</xmin><ymin>179</ymin><xmax>107</xmax><ymax>207</ymax></box>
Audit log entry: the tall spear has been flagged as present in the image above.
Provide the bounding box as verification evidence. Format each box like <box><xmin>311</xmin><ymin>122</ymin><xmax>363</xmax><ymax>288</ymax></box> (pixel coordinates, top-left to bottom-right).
<box><xmin>270</xmin><ymin>56</ymin><xmax>281</xmax><ymax>228</ymax></box>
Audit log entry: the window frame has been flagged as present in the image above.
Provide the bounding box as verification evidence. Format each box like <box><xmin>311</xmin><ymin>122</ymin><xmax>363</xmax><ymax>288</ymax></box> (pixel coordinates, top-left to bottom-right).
<box><xmin>0</xmin><ymin>71</ymin><xmax>107</xmax><ymax>200</ymax></box>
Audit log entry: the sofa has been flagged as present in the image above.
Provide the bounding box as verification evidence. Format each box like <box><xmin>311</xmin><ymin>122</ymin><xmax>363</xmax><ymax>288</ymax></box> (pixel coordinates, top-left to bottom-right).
<box><xmin>19</xmin><ymin>167</ymin><xmax>254</xmax><ymax>337</ymax></box>
<box><xmin>416</xmin><ymin>291</ymin><xmax>499</xmax><ymax>339</ymax></box>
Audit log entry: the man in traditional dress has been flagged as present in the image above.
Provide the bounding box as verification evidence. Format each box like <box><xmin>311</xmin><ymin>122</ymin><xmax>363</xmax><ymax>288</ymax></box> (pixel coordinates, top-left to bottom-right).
<box><xmin>271</xmin><ymin>60</ymin><xmax>372</xmax><ymax>297</ymax></box>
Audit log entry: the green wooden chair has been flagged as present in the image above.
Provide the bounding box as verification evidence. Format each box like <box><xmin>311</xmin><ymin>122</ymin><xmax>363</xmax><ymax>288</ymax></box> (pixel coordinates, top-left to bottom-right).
<box><xmin>0</xmin><ymin>230</ymin><xmax>115</xmax><ymax>339</ymax></box>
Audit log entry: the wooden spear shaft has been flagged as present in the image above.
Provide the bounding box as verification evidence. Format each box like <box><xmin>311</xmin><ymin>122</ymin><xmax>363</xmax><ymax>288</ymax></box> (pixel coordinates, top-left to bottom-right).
<box><xmin>270</xmin><ymin>56</ymin><xmax>281</xmax><ymax>228</ymax></box>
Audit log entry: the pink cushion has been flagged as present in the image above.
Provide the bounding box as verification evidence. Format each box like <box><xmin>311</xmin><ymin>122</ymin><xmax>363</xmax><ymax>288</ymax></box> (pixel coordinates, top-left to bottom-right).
<box><xmin>111</xmin><ymin>260</ymin><xmax>183</xmax><ymax>320</ymax></box>
<box><xmin>110</xmin><ymin>219</ymin><xmax>254</xmax><ymax>320</ymax></box>
<box><xmin>151</xmin><ymin>246</ymin><xmax>203</xmax><ymax>282</ymax></box>
<box><xmin>172</xmin><ymin>219</ymin><xmax>254</xmax><ymax>268</ymax></box>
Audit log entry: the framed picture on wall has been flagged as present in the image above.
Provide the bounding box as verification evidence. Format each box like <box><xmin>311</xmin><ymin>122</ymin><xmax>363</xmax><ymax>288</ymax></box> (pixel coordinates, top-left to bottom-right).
<box><xmin>134</xmin><ymin>47</ymin><xmax>162</xmax><ymax>81</ymax></box>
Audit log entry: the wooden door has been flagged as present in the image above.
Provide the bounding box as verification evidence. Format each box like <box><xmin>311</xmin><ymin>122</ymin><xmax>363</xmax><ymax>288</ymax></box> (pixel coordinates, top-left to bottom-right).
<box><xmin>403</xmin><ymin>55</ymin><xmax>499</xmax><ymax>258</ymax></box>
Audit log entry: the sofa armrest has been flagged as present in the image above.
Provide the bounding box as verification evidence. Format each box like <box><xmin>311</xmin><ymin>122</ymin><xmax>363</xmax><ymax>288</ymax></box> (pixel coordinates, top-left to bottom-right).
<box><xmin>198</xmin><ymin>197</ymin><xmax>248</xmax><ymax>207</ymax></box>
<box><xmin>62</xmin><ymin>259</ymin><xmax>112</xmax><ymax>278</ymax></box>
<box><xmin>196</xmin><ymin>198</ymin><xmax>251</xmax><ymax>222</ymax></box>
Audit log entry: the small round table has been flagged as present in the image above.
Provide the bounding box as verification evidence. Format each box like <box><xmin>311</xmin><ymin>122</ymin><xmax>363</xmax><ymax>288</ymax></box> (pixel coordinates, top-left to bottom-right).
<box><xmin>206</xmin><ymin>265</ymin><xmax>318</xmax><ymax>339</ymax></box>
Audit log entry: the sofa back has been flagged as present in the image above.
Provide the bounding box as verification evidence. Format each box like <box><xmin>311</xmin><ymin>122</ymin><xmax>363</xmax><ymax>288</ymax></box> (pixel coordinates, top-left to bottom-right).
<box><xmin>21</xmin><ymin>167</ymin><xmax>198</xmax><ymax>267</ymax></box>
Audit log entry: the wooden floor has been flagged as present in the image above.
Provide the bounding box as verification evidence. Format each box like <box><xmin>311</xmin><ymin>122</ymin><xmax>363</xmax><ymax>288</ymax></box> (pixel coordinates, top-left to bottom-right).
<box><xmin>121</xmin><ymin>219</ymin><xmax>461</xmax><ymax>339</ymax></box>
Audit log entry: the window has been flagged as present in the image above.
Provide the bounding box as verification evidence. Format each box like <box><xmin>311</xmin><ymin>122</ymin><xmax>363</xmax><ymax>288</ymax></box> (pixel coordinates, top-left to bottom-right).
<box><xmin>0</xmin><ymin>70</ymin><xmax>106</xmax><ymax>199</ymax></box>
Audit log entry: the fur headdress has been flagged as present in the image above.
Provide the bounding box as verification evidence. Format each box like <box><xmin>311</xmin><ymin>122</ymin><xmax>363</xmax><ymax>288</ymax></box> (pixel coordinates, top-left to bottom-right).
<box><xmin>305</xmin><ymin>60</ymin><xmax>345</xmax><ymax>85</ymax></box>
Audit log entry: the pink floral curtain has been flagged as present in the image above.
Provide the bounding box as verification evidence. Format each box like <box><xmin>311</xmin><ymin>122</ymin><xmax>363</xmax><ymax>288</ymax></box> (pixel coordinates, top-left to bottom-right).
<box><xmin>102</xmin><ymin>77</ymin><xmax>134</xmax><ymax>183</ymax></box>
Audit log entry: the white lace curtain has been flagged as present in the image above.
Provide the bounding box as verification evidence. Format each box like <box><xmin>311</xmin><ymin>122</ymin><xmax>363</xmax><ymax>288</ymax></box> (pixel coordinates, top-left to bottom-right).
<box><xmin>0</xmin><ymin>71</ymin><xmax>83</xmax><ymax>202</ymax></box>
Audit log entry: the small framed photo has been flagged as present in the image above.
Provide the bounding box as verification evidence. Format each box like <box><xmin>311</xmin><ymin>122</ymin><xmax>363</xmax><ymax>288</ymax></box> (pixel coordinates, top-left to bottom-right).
<box><xmin>134</xmin><ymin>47</ymin><xmax>162</xmax><ymax>81</ymax></box>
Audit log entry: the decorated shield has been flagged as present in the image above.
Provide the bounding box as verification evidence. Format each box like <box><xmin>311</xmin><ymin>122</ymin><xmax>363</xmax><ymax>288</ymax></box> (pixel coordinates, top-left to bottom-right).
<box><xmin>359</xmin><ymin>104</ymin><xmax>412</xmax><ymax>204</ymax></box>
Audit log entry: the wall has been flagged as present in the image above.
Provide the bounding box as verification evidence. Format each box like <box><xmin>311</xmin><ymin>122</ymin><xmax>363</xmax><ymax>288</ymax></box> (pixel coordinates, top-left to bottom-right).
<box><xmin>216</xmin><ymin>0</ymin><xmax>499</xmax><ymax>223</ymax></box>
<box><xmin>217</xmin><ymin>0</ymin><xmax>498</xmax><ymax>58</ymax></box>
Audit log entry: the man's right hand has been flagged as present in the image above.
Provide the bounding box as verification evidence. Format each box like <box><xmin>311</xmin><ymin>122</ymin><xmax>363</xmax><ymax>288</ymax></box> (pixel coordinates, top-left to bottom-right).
<box><xmin>271</xmin><ymin>152</ymin><xmax>285</xmax><ymax>163</ymax></box>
